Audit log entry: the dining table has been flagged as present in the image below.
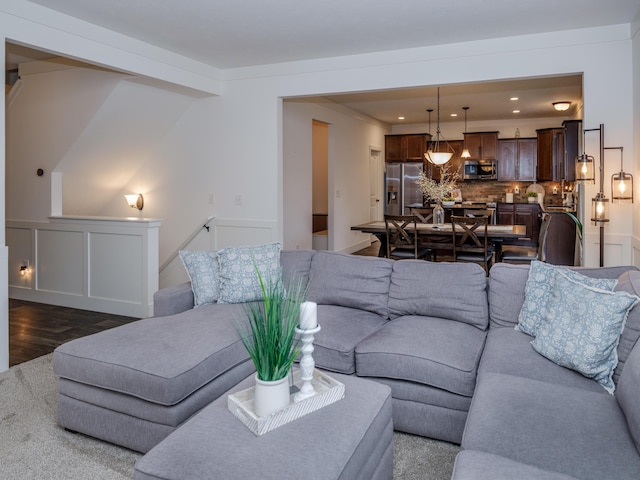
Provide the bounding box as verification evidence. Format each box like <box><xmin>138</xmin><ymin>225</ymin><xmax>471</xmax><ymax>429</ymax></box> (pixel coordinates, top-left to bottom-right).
<box><xmin>351</xmin><ymin>220</ymin><xmax>527</xmax><ymax>262</ymax></box>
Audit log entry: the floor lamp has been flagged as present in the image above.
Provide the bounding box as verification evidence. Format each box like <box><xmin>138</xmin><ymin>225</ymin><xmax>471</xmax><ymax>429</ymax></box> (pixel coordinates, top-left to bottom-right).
<box><xmin>575</xmin><ymin>124</ymin><xmax>631</xmax><ymax>267</ymax></box>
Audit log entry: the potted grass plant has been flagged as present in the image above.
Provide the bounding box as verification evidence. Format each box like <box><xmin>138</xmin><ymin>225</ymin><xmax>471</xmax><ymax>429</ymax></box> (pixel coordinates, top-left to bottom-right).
<box><xmin>236</xmin><ymin>267</ymin><xmax>306</xmax><ymax>417</ymax></box>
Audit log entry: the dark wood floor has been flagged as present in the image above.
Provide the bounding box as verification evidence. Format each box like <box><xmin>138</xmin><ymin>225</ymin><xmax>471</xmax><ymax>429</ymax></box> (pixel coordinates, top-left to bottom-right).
<box><xmin>9</xmin><ymin>299</ymin><xmax>138</xmax><ymax>367</ymax></box>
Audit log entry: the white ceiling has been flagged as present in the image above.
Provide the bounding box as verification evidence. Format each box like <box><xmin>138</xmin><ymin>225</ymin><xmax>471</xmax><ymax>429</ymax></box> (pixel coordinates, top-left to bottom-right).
<box><xmin>8</xmin><ymin>0</ymin><xmax>640</xmax><ymax>124</ymax></box>
<box><xmin>22</xmin><ymin>0</ymin><xmax>640</xmax><ymax>70</ymax></box>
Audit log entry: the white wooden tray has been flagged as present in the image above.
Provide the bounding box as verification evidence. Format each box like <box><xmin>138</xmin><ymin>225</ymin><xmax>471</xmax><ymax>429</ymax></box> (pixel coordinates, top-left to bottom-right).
<box><xmin>227</xmin><ymin>369</ymin><xmax>345</xmax><ymax>436</ymax></box>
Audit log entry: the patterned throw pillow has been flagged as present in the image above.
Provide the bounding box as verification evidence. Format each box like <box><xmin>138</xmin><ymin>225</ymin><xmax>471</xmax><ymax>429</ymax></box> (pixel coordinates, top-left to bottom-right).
<box><xmin>217</xmin><ymin>242</ymin><xmax>282</xmax><ymax>304</ymax></box>
<box><xmin>178</xmin><ymin>250</ymin><xmax>219</xmax><ymax>307</ymax></box>
<box><xmin>531</xmin><ymin>270</ymin><xmax>639</xmax><ymax>393</ymax></box>
<box><xmin>516</xmin><ymin>261</ymin><xmax>618</xmax><ymax>337</ymax></box>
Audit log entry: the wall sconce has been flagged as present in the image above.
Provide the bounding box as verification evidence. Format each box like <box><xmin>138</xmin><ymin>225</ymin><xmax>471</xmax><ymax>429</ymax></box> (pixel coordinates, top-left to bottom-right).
<box><xmin>124</xmin><ymin>194</ymin><xmax>144</xmax><ymax>210</ymax></box>
<box><xmin>552</xmin><ymin>101</ymin><xmax>571</xmax><ymax>112</ymax></box>
<box><xmin>609</xmin><ymin>146</ymin><xmax>633</xmax><ymax>203</ymax></box>
<box><xmin>19</xmin><ymin>260</ymin><xmax>29</xmax><ymax>276</ymax></box>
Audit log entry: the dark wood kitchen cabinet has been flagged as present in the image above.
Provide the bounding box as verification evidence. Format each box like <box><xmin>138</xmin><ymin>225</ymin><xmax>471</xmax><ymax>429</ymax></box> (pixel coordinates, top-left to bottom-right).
<box><xmin>385</xmin><ymin>134</ymin><xmax>429</xmax><ymax>162</ymax></box>
<box><xmin>497</xmin><ymin>138</ymin><xmax>536</xmax><ymax>181</ymax></box>
<box><xmin>537</xmin><ymin>121</ymin><xmax>582</xmax><ymax>182</ymax></box>
<box><xmin>536</xmin><ymin>128</ymin><xmax>565</xmax><ymax>181</ymax></box>
<box><xmin>497</xmin><ymin>203</ymin><xmax>542</xmax><ymax>244</ymax></box>
<box><xmin>463</xmin><ymin>132</ymin><xmax>498</xmax><ymax>160</ymax></box>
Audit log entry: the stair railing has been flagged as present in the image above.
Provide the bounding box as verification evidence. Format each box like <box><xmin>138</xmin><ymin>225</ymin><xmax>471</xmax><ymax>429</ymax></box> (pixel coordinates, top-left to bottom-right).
<box><xmin>159</xmin><ymin>216</ymin><xmax>215</xmax><ymax>273</ymax></box>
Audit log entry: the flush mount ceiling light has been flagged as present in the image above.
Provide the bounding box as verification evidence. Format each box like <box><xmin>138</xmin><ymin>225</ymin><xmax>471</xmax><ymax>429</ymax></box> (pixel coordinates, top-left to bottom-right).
<box><xmin>461</xmin><ymin>106</ymin><xmax>471</xmax><ymax>159</ymax></box>
<box><xmin>553</xmin><ymin>101</ymin><xmax>571</xmax><ymax>111</ymax></box>
<box><xmin>425</xmin><ymin>87</ymin><xmax>454</xmax><ymax>165</ymax></box>
<box><xmin>124</xmin><ymin>193</ymin><xmax>144</xmax><ymax>210</ymax></box>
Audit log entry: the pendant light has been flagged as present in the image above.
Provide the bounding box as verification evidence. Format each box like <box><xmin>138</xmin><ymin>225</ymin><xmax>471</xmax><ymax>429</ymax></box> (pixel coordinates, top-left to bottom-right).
<box><xmin>461</xmin><ymin>106</ymin><xmax>471</xmax><ymax>159</ymax></box>
<box><xmin>425</xmin><ymin>87</ymin><xmax>454</xmax><ymax>165</ymax></box>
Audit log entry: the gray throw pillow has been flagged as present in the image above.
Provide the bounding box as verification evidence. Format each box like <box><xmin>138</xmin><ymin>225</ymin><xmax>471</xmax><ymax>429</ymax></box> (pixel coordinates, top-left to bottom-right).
<box><xmin>178</xmin><ymin>250</ymin><xmax>219</xmax><ymax>307</ymax></box>
<box><xmin>516</xmin><ymin>261</ymin><xmax>618</xmax><ymax>337</ymax></box>
<box><xmin>217</xmin><ymin>242</ymin><xmax>281</xmax><ymax>304</ymax></box>
<box><xmin>531</xmin><ymin>270</ymin><xmax>638</xmax><ymax>394</ymax></box>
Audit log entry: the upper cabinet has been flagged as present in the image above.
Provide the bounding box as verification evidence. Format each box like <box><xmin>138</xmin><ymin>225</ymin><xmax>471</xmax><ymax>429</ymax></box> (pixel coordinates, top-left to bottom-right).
<box><xmin>497</xmin><ymin>138</ymin><xmax>536</xmax><ymax>181</ymax></box>
<box><xmin>463</xmin><ymin>132</ymin><xmax>499</xmax><ymax>160</ymax></box>
<box><xmin>536</xmin><ymin>128</ymin><xmax>564</xmax><ymax>181</ymax></box>
<box><xmin>385</xmin><ymin>134</ymin><xmax>429</xmax><ymax>162</ymax></box>
<box><xmin>537</xmin><ymin>121</ymin><xmax>581</xmax><ymax>182</ymax></box>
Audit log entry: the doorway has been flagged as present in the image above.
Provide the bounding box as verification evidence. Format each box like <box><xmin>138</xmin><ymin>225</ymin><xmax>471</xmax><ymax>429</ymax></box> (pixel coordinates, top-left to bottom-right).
<box><xmin>312</xmin><ymin>119</ymin><xmax>329</xmax><ymax>250</ymax></box>
<box><xmin>369</xmin><ymin>147</ymin><xmax>382</xmax><ymax>222</ymax></box>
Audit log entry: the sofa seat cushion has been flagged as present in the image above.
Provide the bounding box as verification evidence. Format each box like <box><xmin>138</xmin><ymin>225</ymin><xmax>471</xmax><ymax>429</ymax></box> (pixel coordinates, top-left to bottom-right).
<box><xmin>452</xmin><ymin>451</ymin><xmax>580</xmax><ymax>480</ymax></box>
<box><xmin>308</xmin><ymin>251</ymin><xmax>393</xmax><ymax>317</ymax></box>
<box><xmin>462</xmin><ymin>372</ymin><xmax>640</xmax><ymax>480</ymax></box>
<box><xmin>54</xmin><ymin>303</ymin><xmax>250</xmax><ymax>406</ymax></box>
<box><xmin>355</xmin><ymin>315</ymin><xmax>487</xmax><ymax>397</ymax></box>
<box><xmin>313</xmin><ymin>305</ymin><xmax>388</xmax><ymax>374</ymax></box>
<box><xmin>388</xmin><ymin>260</ymin><xmax>489</xmax><ymax>329</ymax></box>
<box><xmin>478</xmin><ymin>327</ymin><xmax>606</xmax><ymax>393</ymax></box>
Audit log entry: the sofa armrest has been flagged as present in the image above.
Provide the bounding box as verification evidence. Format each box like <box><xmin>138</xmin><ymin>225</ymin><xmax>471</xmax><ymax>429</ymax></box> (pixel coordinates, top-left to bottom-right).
<box><xmin>153</xmin><ymin>282</ymin><xmax>194</xmax><ymax>317</ymax></box>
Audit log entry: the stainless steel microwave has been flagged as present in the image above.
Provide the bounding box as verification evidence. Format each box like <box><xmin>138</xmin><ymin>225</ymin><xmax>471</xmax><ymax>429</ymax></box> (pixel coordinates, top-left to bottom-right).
<box><xmin>463</xmin><ymin>159</ymin><xmax>497</xmax><ymax>180</ymax></box>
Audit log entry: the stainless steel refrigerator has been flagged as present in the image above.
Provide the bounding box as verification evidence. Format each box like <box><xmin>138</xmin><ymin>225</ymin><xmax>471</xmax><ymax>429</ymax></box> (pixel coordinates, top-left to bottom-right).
<box><xmin>384</xmin><ymin>162</ymin><xmax>424</xmax><ymax>216</ymax></box>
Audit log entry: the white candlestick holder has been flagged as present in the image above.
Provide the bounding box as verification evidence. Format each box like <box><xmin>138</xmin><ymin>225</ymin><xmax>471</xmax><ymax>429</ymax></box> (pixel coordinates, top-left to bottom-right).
<box><xmin>294</xmin><ymin>324</ymin><xmax>321</xmax><ymax>403</ymax></box>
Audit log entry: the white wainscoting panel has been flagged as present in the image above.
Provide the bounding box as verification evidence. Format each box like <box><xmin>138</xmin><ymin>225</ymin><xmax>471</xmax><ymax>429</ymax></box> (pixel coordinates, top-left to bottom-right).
<box><xmin>212</xmin><ymin>218</ymin><xmax>278</xmax><ymax>250</ymax></box>
<box><xmin>583</xmin><ymin>231</ymin><xmax>631</xmax><ymax>267</ymax></box>
<box><xmin>89</xmin><ymin>232</ymin><xmax>142</xmax><ymax>303</ymax></box>
<box><xmin>7</xmin><ymin>216</ymin><xmax>161</xmax><ymax>318</ymax></box>
<box><xmin>37</xmin><ymin>229</ymin><xmax>84</xmax><ymax>295</ymax></box>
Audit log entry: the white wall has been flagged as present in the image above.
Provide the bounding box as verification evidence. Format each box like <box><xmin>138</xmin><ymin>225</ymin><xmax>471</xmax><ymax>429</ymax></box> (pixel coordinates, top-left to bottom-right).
<box><xmin>283</xmin><ymin>100</ymin><xmax>387</xmax><ymax>252</ymax></box>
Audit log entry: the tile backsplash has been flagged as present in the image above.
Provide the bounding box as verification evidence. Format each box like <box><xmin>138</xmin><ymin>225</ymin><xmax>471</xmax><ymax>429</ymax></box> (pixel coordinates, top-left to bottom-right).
<box><xmin>459</xmin><ymin>180</ymin><xmax>571</xmax><ymax>206</ymax></box>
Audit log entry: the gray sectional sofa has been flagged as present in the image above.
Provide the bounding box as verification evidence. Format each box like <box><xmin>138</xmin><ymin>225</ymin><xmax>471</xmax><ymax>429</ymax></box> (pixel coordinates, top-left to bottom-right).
<box><xmin>53</xmin><ymin>249</ymin><xmax>640</xmax><ymax>479</ymax></box>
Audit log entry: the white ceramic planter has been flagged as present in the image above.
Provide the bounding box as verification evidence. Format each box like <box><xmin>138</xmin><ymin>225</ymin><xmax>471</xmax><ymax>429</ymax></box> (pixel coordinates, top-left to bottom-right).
<box><xmin>253</xmin><ymin>373</ymin><xmax>290</xmax><ymax>417</ymax></box>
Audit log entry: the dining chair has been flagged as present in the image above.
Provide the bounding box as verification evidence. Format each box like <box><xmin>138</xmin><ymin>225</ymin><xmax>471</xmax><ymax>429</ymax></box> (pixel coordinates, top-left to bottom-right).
<box><xmin>464</xmin><ymin>209</ymin><xmax>494</xmax><ymax>224</ymax></box>
<box><xmin>409</xmin><ymin>207</ymin><xmax>453</xmax><ymax>261</ymax></box>
<box><xmin>408</xmin><ymin>207</ymin><xmax>434</xmax><ymax>223</ymax></box>
<box><xmin>451</xmin><ymin>215</ymin><xmax>494</xmax><ymax>274</ymax></box>
<box><xmin>384</xmin><ymin>215</ymin><xmax>432</xmax><ymax>260</ymax></box>
<box><xmin>502</xmin><ymin>213</ymin><xmax>552</xmax><ymax>263</ymax></box>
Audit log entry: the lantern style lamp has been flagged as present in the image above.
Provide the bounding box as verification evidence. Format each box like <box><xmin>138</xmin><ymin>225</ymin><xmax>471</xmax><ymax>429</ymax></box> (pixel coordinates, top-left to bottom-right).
<box><xmin>591</xmin><ymin>191</ymin><xmax>609</xmax><ymax>226</ymax></box>
<box><xmin>575</xmin><ymin>153</ymin><xmax>595</xmax><ymax>183</ymax></box>
<box><xmin>609</xmin><ymin>147</ymin><xmax>633</xmax><ymax>203</ymax></box>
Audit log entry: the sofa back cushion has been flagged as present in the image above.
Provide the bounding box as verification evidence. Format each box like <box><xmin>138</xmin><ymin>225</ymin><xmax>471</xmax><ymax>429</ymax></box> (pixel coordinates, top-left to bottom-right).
<box><xmin>489</xmin><ymin>263</ymin><xmax>638</xmax><ymax>328</ymax></box>
<box><xmin>614</xmin><ymin>271</ymin><xmax>640</xmax><ymax>383</ymax></box>
<box><xmin>388</xmin><ymin>261</ymin><xmax>489</xmax><ymax>330</ymax></box>
<box><xmin>280</xmin><ymin>250</ymin><xmax>314</xmax><ymax>289</ymax></box>
<box><xmin>616</xmin><ymin>339</ymin><xmax>640</xmax><ymax>453</ymax></box>
<box><xmin>307</xmin><ymin>251</ymin><xmax>393</xmax><ymax>317</ymax></box>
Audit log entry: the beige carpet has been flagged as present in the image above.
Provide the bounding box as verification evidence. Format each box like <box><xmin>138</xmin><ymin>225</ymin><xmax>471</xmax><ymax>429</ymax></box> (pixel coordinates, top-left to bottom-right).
<box><xmin>0</xmin><ymin>354</ymin><xmax>459</xmax><ymax>479</ymax></box>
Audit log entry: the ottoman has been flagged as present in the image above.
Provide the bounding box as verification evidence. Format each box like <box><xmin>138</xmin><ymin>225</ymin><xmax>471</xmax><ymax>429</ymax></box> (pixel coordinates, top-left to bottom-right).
<box><xmin>134</xmin><ymin>373</ymin><xmax>393</xmax><ymax>480</ymax></box>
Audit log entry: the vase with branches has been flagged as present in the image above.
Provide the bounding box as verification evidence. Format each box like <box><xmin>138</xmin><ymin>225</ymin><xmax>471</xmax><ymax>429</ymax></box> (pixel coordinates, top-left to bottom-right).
<box><xmin>416</xmin><ymin>165</ymin><xmax>460</xmax><ymax>224</ymax></box>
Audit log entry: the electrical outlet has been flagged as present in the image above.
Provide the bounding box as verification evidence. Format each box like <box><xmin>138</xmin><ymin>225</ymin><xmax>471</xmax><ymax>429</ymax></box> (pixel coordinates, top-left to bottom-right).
<box><xmin>208</xmin><ymin>193</ymin><xmax>214</xmax><ymax>205</ymax></box>
<box><xmin>234</xmin><ymin>194</ymin><xmax>244</xmax><ymax>206</ymax></box>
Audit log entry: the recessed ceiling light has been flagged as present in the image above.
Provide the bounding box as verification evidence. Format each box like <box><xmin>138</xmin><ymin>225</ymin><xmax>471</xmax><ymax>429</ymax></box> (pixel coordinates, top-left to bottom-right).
<box><xmin>510</xmin><ymin>97</ymin><xmax>519</xmax><ymax>101</ymax></box>
<box><xmin>398</xmin><ymin>116</ymin><xmax>405</xmax><ymax>120</ymax></box>
<box><xmin>450</xmin><ymin>113</ymin><xmax>458</xmax><ymax>117</ymax></box>
<box><xmin>513</xmin><ymin>110</ymin><xmax>520</xmax><ymax>114</ymax></box>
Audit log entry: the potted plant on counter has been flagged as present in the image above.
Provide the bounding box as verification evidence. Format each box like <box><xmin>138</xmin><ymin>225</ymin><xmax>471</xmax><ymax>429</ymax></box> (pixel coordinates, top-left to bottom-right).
<box><xmin>235</xmin><ymin>267</ymin><xmax>306</xmax><ymax>417</ymax></box>
<box><xmin>526</xmin><ymin>192</ymin><xmax>538</xmax><ymax>203</ymax></box>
